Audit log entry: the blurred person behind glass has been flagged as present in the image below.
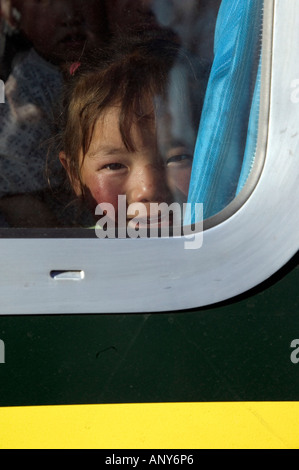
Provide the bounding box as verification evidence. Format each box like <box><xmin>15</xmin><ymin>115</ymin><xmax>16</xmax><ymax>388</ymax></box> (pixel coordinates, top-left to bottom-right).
<box><xmin>0</xmin><ymin>0</ymin><xmax>110</xmax><ymax>227</ymax></box>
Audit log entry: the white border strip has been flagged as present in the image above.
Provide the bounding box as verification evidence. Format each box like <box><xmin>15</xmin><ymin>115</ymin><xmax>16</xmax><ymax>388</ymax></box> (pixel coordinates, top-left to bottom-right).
<box><xmin>0</xmin><ymin>0</ymin><xmax>297</xmax><ymax>314</ymax></box>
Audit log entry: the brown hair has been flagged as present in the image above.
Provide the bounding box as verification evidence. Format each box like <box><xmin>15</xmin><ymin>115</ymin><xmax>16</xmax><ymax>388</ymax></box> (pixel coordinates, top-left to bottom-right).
<box><xmin>60</xmin><ymin>30</ymin><xmax>201</xmax><ymax>190</ymax></box>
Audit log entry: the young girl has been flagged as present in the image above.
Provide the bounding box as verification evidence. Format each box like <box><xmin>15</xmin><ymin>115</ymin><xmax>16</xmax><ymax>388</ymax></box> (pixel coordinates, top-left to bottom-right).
<box><xmin>0</xmin><ymin>0</ymin><xmax>109</xmax><ymax>226</ymax></box>
<box><xmin>59</xmin><ymin>32</ymin><xmax>204</xmax><ymax>231</ymax></box>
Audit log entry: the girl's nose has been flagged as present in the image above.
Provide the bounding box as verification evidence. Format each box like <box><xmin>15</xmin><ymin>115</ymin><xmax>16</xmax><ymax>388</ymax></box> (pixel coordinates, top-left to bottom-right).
<box><xmin>129</xmin><ymin>164</ymin><xmax>171</xmax><ymax>205</ymax></box>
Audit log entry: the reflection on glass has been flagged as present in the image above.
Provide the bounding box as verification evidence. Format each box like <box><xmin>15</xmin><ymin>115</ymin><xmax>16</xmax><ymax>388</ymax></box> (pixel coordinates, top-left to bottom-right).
<box><xmin>0</xmin><ymin>0</ymin><xmax>262</xmax><ymax>231</ymax></box>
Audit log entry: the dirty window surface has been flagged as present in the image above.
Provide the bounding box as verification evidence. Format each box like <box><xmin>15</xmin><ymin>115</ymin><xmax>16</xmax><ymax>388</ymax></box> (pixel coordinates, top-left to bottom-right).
<box><xmin>0</xmin><ymin>0</ymin><xmax>262</xmax><ymax>236</ymax></box>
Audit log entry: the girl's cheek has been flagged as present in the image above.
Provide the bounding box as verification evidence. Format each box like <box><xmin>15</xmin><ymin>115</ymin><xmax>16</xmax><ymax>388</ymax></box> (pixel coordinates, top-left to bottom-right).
<box><xmin>167</xmin><ymin>167</ymin><xmax>192</xmax><ymax>198</ymax></box>
<box><xmin>87</xmin><ymin>174</ymin><xmax>123</xmax><ymax>213</ymax></box>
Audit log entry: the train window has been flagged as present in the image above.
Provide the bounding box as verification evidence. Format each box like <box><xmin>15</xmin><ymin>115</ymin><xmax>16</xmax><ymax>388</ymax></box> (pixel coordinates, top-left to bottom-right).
<box><xmin>0</xmin><ymin>0</ymin><xmax>261</xmax><ymax>233</ymax></box>
<box><xmin>0</xmin><ymin>0</ymin><xmax>297</xmax><ymax>314</ymax></box>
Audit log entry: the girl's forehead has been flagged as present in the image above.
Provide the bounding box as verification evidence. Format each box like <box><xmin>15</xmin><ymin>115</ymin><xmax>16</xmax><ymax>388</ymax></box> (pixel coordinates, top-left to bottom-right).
<box><xmin>93</xmin><ymin>96</ymin><xmax>156</xmax><ymax>130</ymax></box>
<box><xmin>86</xmin><ymin>103</ymin><xmax>189</xmax><ymax>157</ymax></box>
<box><xmin>94</xmin><ymin>105</ymin><xmax>156</xmax><ymax>143</ymax></box>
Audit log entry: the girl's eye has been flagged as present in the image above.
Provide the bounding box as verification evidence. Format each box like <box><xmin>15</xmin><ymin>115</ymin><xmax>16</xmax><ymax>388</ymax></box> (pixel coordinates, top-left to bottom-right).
<box><xmin>166</xmin><ymin>154</ymin><xmax>193</xmax><ymax>166</ymax></box>
<box><xmin>102</xmin><ymin>163</ymin><xmax>126</xmax><ymax>171</ymax></box>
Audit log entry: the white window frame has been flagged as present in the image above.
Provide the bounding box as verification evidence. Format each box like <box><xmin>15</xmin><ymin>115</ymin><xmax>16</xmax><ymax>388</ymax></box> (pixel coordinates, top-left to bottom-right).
<box><xmin>0</xmin><ymin>0</ymin><xmax>297</xmax><ymax>315</ymax></box>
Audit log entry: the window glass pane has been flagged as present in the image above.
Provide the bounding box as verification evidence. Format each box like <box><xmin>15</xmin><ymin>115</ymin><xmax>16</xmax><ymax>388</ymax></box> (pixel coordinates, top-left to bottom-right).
<box><xmin>0</xmin><ymin>0</ymin><xmax>263</xmax><ymax>233</ymax></box>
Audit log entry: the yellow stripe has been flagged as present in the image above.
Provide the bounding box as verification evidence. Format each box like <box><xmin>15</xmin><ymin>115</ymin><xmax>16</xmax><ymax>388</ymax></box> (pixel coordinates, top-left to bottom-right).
<box><xmin>0</xmin><ymin>402</ymin><xmax>298</xmax><ymax>449</ymax></box>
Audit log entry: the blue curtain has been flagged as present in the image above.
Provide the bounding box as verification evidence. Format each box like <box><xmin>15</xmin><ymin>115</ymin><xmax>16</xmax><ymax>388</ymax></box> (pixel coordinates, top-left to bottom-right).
<box><xmin>185</xmin><ymin>0</ymin><xmax>263</xmax><ymax>223</ymax></box>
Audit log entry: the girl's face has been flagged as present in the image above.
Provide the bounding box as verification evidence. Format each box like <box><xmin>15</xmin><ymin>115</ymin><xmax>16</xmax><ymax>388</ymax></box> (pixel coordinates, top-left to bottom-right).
<box><xmin>62</xmin><ymin>105</ymin><xmax>193</xmax><ymax>228</ymax></box>
<box><xmin>14</xmin><ymin>0</ymin><xmax>107</xmax><ymax>64</ymax></box>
